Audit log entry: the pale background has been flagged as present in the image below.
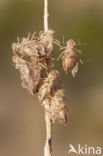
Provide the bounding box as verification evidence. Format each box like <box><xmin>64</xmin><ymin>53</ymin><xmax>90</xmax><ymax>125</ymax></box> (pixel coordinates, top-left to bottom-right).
<box><xmin>0</xmin><ymin>0</ymin><xmax>103</xmax><ymax>156</ymax></box>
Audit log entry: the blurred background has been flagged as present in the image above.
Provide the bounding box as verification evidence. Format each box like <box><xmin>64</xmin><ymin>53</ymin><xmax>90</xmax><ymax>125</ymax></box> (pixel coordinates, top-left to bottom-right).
<box><xmin>0</xmin><ymin>0</ymin><xmax>103</xmax><ymax>156</ymax></box>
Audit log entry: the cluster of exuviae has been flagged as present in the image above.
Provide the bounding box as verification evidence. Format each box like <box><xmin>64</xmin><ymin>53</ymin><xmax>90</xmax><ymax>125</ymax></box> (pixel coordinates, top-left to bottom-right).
<box><xmin>12</xmin><ymin>30</ymin><xmax>82</xmax><ymax>124</ymax></box>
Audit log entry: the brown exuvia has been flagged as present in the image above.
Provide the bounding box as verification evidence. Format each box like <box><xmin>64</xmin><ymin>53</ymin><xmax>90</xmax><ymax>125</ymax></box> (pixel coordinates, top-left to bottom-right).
<box><xmin>12</xmin><ymin>0</ymin><xmax>83</xmax><ymax>155</ymax></box>
<box><xmin>58</xmin><ymin>39</ymin><xmax>82</xmax><ymax>77</ymax></box>
<box><xmin>12</xmin><ymin>32</ymin><xmax>82</xmax><ymax>124</ymax></box>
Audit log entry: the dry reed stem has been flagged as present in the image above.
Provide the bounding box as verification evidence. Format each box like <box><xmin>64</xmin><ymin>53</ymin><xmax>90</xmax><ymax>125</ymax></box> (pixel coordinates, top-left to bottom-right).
<box><xmin>43</xmin><ymin>0</ymin><xmax>52</xmax><ymax>156</ymax></box>
<box><xmin>44</xmin><ymin>0</ymin><xmax>49</xmax><ymax>32</ymax></box>
<box><xmin>44</xmin><ymin>111</ymin><xmax>52</xmax><ymax>156</ymax></box>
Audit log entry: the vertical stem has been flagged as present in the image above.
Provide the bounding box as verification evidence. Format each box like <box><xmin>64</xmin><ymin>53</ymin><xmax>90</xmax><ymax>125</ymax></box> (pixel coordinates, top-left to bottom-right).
<box><xmin>44</xmin><ymin>111</ymin><xmax>52</xmax><ymax>156</ymax></box>
<box><xmin>44</xmin><ymin>0</ymin><xmax>49</xmax><ymax>32</ymax></box>
<box><xmin>44</xmin><ymin>0</ymin><xmax>52</xmax><ymax>156</ymax></box>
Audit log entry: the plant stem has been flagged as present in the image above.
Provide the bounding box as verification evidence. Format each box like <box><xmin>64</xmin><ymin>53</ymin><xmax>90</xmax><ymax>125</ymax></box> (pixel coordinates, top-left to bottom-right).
<box><xmin>44</xmin><ymin>111</ymin><xmax>52</xmax><ymax>156</ymax></box>
<box><xmin>43</xmin><ymin>1</ymin><xmax>52</xmax><ymax>156</ymax></box>
<box><xmin>44</xmin><ymin>0</ymin><xmax>49</xmax><ymax>32</ymax></box>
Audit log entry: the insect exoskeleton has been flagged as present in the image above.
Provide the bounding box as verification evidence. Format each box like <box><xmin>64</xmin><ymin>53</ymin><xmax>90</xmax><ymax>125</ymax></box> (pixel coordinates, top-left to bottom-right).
<box><xmin>39</xmin><ymin>30</ymin><xmax>55</xmax><ymax>57</ymax></box>
<box><xmin>59</xmin><ymin>39</ymin><xmax>80</xmax><ymax>77</ymax></box>
<box><xmin>12</xmin><ymin>55</ymin><xmax>26</xmax><ymax>69</ymax></box>
<box><xmin>57</xmin><ymin>106</ymin><xmax>68</xmax><ymax>124</ymax></box>
<box><xmin>66</xmin><ymin>39</ymin><xmax>76</xmax><ymax>48</ymax></box>
<box><xmin>12</xmin><ymin>55</ymin><xmax>46</xmax><ymax>95</ymax></box>
<box><xmin>50</xmin><ymin>89</ymin><xmax>68</xmax><ymax>123</ymax></box>
<box><xmin>38</xmin><ymin>70</ymin><xmax>60</xmax><ymax>103</ymax></box>
<box><xmin>62</xmin><ymin>51</ymin><xmax>78</xmax><ymax>75</ymax></box>
<box><xmin>12</xmin><ymin>37</ymin><xmax>46</xmax><ymax>57</ymax></box>
<box><xmin>12</xmin><ymin>55</ymin><xmax>34</xmax><ymax>94</ymax></box>
<box><xmin>27</xmin><ymin>57</ymin><xmax>46</xmax><ymax>94</ymax></box>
